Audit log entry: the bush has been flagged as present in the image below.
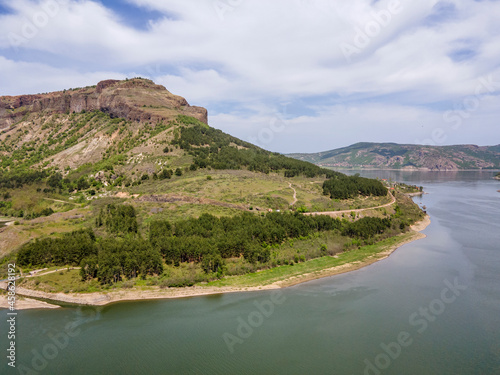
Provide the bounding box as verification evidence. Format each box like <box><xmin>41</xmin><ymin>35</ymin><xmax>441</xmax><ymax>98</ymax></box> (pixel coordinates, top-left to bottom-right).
<box><xmin>122</xmin><ymin>280</ymin><xmax>134</xmax><ymax>289</ymax></box>
<box><xmin>320</xmin><ymin>244</ymin><xmax>327</xmax><ymax>256</ymax></box>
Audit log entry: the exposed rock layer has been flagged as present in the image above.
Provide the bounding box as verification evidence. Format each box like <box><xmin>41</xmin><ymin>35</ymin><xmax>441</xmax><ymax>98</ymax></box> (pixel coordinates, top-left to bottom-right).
<box><xmin>0</xmin><ymin>78</ymin><xmax>207</xmax><ymax>129</ymax></box>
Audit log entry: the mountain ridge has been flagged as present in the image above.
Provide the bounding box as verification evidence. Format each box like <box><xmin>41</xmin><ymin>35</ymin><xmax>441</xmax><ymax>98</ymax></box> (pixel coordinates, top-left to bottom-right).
<box><xmin>288</xmin><ymin>142</ymin><xmax>500</xmax><ymax>170</ymax></box>
<box><xmin>0</xmin><ymin>78</ymin><xmax>207</xmax><ymax>130</ymax></box>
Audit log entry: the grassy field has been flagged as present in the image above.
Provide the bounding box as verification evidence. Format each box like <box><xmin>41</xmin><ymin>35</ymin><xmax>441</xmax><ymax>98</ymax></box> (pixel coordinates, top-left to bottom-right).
<box><xmin>206</xmin><ymin>231</ymin><xmax>417</xmax><ymax>288</ymax></box>
<box><xmin>124</xmin><ymin>169</ymin><xmax>393</xmax><ymax>221</ymax></box>
<box><xmin>20</xmin><ymin>268</ymin><xmax>101</xmax><ymax>293</ymax></box>
<box><xmin>0</xmin><ymin>207</ymin><xmax>91</xmax><ymax>258</ymax></box>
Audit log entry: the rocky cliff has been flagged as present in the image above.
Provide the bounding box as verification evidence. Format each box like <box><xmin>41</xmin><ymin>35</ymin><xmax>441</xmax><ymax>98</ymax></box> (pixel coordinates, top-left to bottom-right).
<box><xmin>0</xmin><ymin>78</ymin><xmax>207</xmax><ymax>129</ymax></box>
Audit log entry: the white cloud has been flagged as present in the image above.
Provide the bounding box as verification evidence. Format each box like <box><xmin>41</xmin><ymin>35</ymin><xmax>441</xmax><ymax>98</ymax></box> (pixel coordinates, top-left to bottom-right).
<box><xmin>0</xmin><ymin>0</ymin><xmax>499</xmax><ymax>150</ymax></box>
<box><xmin>211</xmin><ymin>97</ymin><xmax>500</xmax><ymax>153</ymax></box>
<box><xmin>0</xmin><ymin>56</ymin><xmax>125</xmax><ymax>95</ymax></box>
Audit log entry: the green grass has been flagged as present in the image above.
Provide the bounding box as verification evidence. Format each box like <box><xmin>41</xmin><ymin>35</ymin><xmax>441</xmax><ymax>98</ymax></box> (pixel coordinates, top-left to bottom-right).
<box><xmin>20</xmin><ymin>269</ymin><xmax>101</xmax><ymax>293</ymax></box>
<box><xmin>126</xmin><ymin>169</ymin><xmax>393</xmax><ymax>216</ymax></box>
<box><xmin>206</xmin><ymin>231</ymin><xmax>417</xmax><ymax>288</ymax></box>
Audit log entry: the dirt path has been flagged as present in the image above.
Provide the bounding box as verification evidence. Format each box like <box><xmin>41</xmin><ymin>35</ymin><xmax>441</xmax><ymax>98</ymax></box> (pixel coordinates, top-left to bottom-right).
<box><xmin>288</xmin><ymin>182</ymin><xmax>298</xmax><ymax>205</ymax></box>
<box><xmin>43</xmin><ymin>198</ymin><xmax>78</xmax><ymax>205</ymax></box>
<box><xmin>304</xmin><ymin>191</ymin><xmax>396</xmax><ymax>217</ymax></box>
<box><xmin>26</xmin><ymin>267</ymin><xmax>80</xmax><ymax>278</ymax></box>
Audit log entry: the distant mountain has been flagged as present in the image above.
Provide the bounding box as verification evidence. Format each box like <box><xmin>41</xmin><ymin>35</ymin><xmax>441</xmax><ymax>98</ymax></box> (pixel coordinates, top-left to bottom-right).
<box><xmin>287</xmin><ymin>142</ymin><xmax>500</xmax><ymax>170</ymax></box>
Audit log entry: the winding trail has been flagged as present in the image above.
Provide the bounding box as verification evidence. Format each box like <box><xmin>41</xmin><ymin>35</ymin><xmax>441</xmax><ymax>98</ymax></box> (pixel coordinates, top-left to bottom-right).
<box><xmin>288</xmin><ymin>182</ymin><xmax>298</xmax><ymax>206</ymax></box>
<box><xmin>43</xmin><ymin>198</ymin><xmax>78</xmax><ymax>205</ymax></box>
<box><xmin>304</xmin><ymin>191</ymin><xmax>396</xmax><ymax>217</ymax></box>
<box><xmin>24</xmin><ymin>267</ymin><xmax>80</xmax><ymax>278</ymax></box>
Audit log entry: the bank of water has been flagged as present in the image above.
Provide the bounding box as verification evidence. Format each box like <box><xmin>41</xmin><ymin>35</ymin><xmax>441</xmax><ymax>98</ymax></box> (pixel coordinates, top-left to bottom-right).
<box><xmin>1</xmin><ymin>171</ymin><xmax>499</xmax><ymax>374</ymax></box>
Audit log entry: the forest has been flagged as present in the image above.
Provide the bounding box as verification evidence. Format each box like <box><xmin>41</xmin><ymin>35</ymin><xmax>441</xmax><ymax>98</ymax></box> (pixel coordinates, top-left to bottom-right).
<box><xmin>0</xmin><ymin>169</ymin><xmax>49</xmax><ymax>189</ymax></box>
<box><xmin>172</xmin><ymin>118</ymin><xmax>345</xmax><ymax>179</ymax></box>
<box><xmin>16</xmin><ymin>203</ymin><xmax>400</xmax><ymax>285</ymax></box>
<box><xmin>322</xmin><ymin>175</ymin><xmax>388</xmax><ymax>199</ymax></box>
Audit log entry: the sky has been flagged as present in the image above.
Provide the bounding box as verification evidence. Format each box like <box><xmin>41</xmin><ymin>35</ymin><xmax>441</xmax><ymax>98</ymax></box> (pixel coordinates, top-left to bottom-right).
<box><xmin>0</xmin><ymin>0</ymin><xmax>499</xmax><ymax>153</ymax></box>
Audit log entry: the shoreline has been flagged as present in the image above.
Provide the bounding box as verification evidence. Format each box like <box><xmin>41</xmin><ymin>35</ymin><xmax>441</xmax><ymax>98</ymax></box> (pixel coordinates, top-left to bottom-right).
<box><xmin>1</xmin><ymin>215</ymin><xmax>431</xmax><ymax>310</ymax></box>
<box><xmin>0</xmin><ymin>295</ymin><xmax>61</xmax><ymax>310</ymax></box>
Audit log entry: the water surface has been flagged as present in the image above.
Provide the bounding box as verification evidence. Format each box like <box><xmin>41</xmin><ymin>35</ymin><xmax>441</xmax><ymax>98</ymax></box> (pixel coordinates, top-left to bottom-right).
<box><xmin>2</xmin><ymin>171</ymin><xmax>499</xmax><ymax>374</ymax></box>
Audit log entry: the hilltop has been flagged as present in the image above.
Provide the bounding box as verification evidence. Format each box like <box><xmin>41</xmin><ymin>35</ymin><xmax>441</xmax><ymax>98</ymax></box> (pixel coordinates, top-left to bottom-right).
<box><xmin>0</xmin><ymin>78</ymin><xmax>208</xmax><ymax>170</ymax></box>
<box><xmin>287</xmin><ymin>142</ymin><xmax>500</xmax><ymax>170</ymax></box>
<box><xmin>0</xmin><ymin>78</ymin><xmax>207</xmax><ymax>129</ymax></box>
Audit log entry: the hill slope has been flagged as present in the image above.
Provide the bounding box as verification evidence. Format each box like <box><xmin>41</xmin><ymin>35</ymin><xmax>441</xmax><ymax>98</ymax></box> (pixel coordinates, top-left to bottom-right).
<box><xmin>0</xmin><ymin>78</ymin><xmax>348</xmax><ymax>227</ymax></box>
<box><xmin>288</xmin><ymin>142</ymin><xmax>500</xmax><ymax>170</ymax></box>
<box><xmin>0</xmin><ymin>80</ymin><xmax>426</xmax><ymax>295</ymax></box>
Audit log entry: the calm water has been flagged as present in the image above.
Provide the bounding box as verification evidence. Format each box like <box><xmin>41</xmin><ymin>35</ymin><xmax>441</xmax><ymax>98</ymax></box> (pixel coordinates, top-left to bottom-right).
<box><xmin>1</xmin><ymin>171</ymin><xmax>500</xmax><ymax>375</ymax></box>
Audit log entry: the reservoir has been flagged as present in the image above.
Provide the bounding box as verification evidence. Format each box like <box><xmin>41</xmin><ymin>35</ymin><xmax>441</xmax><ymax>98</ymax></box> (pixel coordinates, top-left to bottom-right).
<box><xmin>1</xmin><ymin>171</ymin><xmax>499</xmax><ymax>374</ymax></box>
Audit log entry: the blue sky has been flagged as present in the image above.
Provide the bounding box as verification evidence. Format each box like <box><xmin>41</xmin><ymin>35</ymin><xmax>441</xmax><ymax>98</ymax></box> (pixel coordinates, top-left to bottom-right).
<box><xmin>0</xmin><ymin>0</ymin><xmax>499</xmax><ymax>153</ymax></box>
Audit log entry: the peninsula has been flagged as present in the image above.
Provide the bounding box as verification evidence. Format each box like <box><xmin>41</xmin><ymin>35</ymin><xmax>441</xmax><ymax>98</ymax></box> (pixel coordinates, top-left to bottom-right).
<box><xmin>0</xmin><ymin>79</ymin><xmax>428</xmax><ymax>309</ymax></box>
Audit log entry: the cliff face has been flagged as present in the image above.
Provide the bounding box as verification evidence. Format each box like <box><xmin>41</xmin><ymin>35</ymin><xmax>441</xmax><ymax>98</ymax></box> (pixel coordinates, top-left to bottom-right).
<box><xmin>0</xmin><ymin>78</ymin><xmax>207</xmax><ymax>129</ymax></box>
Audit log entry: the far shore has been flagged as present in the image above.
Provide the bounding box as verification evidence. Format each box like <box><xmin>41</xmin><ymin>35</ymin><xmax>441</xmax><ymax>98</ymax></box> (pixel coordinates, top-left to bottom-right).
<box><xmin>0</xmin><ymin>216</ymin><xmax>431</xmax><ymax>310</ymax></box>
<box><xmin>323</xmin><ymin>167</ymin><xmax>500</xmax><ymax>172</ymax></box>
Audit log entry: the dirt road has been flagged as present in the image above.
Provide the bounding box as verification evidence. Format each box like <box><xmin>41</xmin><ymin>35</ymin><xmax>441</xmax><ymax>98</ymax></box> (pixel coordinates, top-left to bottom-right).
<box><xmin>304</xmin><ymin>192</ymin><xmax>396</xmax><ymax>217</ymax></box>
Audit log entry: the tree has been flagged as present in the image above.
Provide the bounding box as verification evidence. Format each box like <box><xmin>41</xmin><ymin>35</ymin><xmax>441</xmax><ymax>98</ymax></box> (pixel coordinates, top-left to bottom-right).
<box><xmin>201</xmin><ymin>253</ymin><xmax>225</xmax><ymax>276</ymax></box>
<box><xmin>80</xmin><ymin>256</ymin><xmax>98</xmax><ymax>281</ymax></box>
<box><xmin>47</xmin><ymin>173</ymin><xmax>63</xmax><ymax>189</ymax></box>
<box><xmin>76</xmin><ymin>176</ymin><xmax>90</xmax><ymax>190</ymax></box>
<box><xmin>159</xmin><ymin>169</ymin><xmax>172</xmax><ymax>179</ymax></box>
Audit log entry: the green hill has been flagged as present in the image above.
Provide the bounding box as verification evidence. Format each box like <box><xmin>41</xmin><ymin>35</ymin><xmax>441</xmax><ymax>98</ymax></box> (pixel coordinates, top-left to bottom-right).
<box><xmin>288</xmin><ymin>142</ymin><xmax>500</xmax><ymax>170</ymax></box>
<box><xmin>0</xmin><ymin>79</ymin><xmax>424</xmax><ymax>294</ymax></box>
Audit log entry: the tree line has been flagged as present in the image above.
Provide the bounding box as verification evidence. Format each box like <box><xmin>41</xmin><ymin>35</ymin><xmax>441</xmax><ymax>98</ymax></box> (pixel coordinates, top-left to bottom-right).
<box><xmin>172</xmin><ymin>117</ymin><xmax>345</xmax><ymax>179</ymax></box>
<box><xmin>322</xmin><ymin>175</ymin><xmax>387</xmax><ymax>199</ymax></box>
<box><xmin>0</xmin><ymin>170</ymin><xmax>48</xmax><ymax>189</ymax></box>
<box><xmin>16</xmin><ymin>204</ymin><xmax>398</xmax><ymax>285</ymax></box>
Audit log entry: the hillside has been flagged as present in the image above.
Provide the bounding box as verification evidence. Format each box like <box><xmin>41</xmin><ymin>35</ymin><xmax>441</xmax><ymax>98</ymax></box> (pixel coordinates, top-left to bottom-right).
<box><xmin>288</xmin><ymin>142</ymin><xmax>500</xmax><ymax>170</ymax></box>
<box><xmin>0</xmin><ymin>78</ymin><xmax>349</xmax><ymax>254</ymax></box>
<box><xmin>0</xmin><ymin>78</ymin><xmax>208</xmax><ymax>170</ymax></box>
<box><xmin>0</xmin><ymin>79</ymin><xmax>425</xmax><ymax>297</ymax></box>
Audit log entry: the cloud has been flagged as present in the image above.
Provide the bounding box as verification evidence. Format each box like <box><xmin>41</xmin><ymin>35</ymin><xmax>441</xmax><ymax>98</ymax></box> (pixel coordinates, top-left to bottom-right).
<box><xmin>0</xmin><ymin>55</ymin><xmax>125</xmax><ymax>95</ymax></box>
<box><xmin>0</xmin><ymin>0</ymin><xmax>499</xmax><ymax>151</ymax></box>
<box><xmin>210</xmin><ymin>96</ymin><xmax>500</xmax><ymax>153</ymax></box>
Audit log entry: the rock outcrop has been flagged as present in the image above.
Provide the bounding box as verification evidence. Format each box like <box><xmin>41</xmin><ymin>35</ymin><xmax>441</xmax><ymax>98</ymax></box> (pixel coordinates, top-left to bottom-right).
<box><xmin>0</xmin><ymin>78</ymin><xmax>207</xmax><ymax>129</ymax></box>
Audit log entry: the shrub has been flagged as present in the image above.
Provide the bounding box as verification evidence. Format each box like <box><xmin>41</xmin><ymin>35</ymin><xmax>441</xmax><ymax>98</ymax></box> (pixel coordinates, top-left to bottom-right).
<box><xmin>320</xmin><ymin>244</ymin><xmax>327</xmax><ymax>256</ymax></box>
<box><xmin>122</xmin><ymin>280</ymin><xmax>134</xmax><ymax>289</ymax></box>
